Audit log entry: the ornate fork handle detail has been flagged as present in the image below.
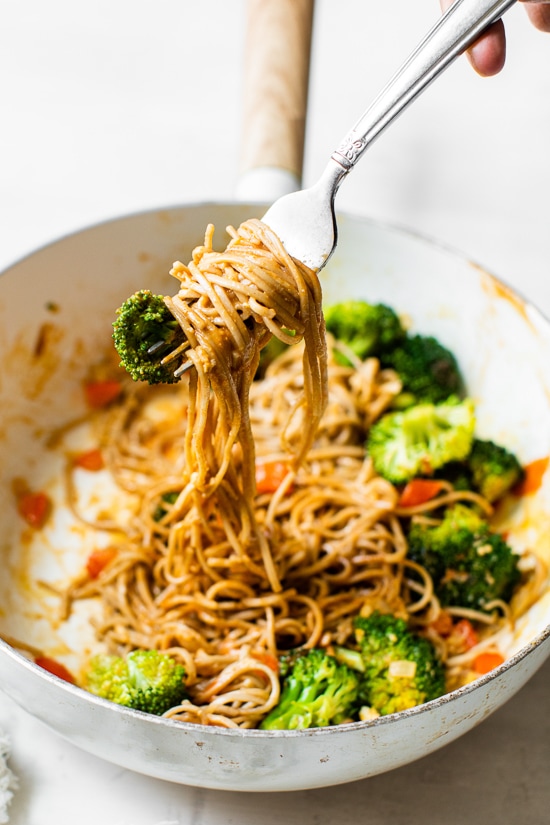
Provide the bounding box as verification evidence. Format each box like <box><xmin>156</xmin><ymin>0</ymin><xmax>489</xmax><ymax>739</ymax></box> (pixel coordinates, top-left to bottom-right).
<box><xmin>332</xmin><ymin>131</ymin><xmax>367</xmax><ymax>170</ymax></box>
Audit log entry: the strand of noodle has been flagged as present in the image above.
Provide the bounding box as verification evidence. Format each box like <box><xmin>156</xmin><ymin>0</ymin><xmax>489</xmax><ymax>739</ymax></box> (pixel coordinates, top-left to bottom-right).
<box><xmin>193</xmin><ymin>659</ymin><xmax>280</xmax><ymax>707</ymax></box>
<box><xmin>203</xmin><ymin>270</ymin><xmax>303</xmax><ymax>330</ymax></box>
<box><xmin>288</xmin><ymin>595</ymin><xmax>325</xmax><ymax>648</ymax></box>
<box><xmin>263</xmin><ymin>606</ymin><xmax>277</xmax><ymax>657</ymax></box>
<box><xmin>511</xmin><ymin>553</ymin><xmax>548</xmax><ymax>618</ymax></box>
<box><xmin>446</xmin><ymin>605</ymin><xmax>506</xmax><ymax>623</ymax></box>
<box><xmin>396</xmin><ymin>489</ymin><xmax>494</xmax><ymax>518</ymax></box>
<box><xmin>317</xmin><ymin>593</ymin><xmax>368</xmax><ymax>622</ymax></box>
<box><xmin>264</xmin><ymin>470</ymin><xmax>297</xmax><ymax>527</ymax></box>
<box><xmin>205</xmin><ymin>581</ymin><xmax>257</xmax><ymax>601</ymax></box>
<box><xmin>402</xmin><ymin>559</ymin><xmax>435</xmax><ymax>613</ymax></box>
<box><xmin>185</xmin><ymin>533</ymin><xmax>224</xmax><ymax>586</ymax></box>
<box><xmin>182</xmin><ymin>262</ymin><xmax>249</xmax><ymax>350</ymax></box>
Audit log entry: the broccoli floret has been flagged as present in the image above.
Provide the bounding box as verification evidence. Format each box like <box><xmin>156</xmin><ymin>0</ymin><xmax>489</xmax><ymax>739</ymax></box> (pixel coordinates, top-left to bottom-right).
<box><xmin>367</xmin><ymin>397</ymin><xmax>475</xmax><ymax>484</ymax></box>
<box><xmin>324</xmin><ymin>300</ymin><xmax>406</xmax><ymax>364</ymax></box>
<box><xmin>260</xmin><ymin>648</ymin><xmax>361</xmax><ymax>730</ymax></box>
<box><xmin>85</xmin><ymin>649</ymin><xmax>187</xmax><ymax>715</ymax></box>
<box><xmin>112</xmin><ymin>290</ymin><xmax>186</xmax><ymax>384</ymax></box>
<box><xmin>467</xmin><ymin>438</ymin><xmax>524</xmax><ymax>503</ymax></box>
<box><xmin>433</xmin><ymin>439</ymin><xmax>524</xmax><ymax>503</ymax></box>
<box><xmin>381</xmin><ymin>334</ymin><xmax>464</xmax><ymax>406</ymax></box>
<box><xmin>352</xmin><ymin>612</ymin><xmax>445</xmax><ymax>716</ymax></box>
<box><xmin>407</xmin><ymin>504</ymin><xmax>521</xmax><ymax>610</ymax></box>
<box><xmin>433</xmin><ymin>460</ymin><xmax>474</xmax><ymax>492</ymax></box>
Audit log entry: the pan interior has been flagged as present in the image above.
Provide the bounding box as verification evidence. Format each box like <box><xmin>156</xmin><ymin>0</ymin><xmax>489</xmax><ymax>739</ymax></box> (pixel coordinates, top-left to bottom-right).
<box><xmin>1</xmin><ymin>206</ymin><xmax>549</xmax><ymax>686</ymax></box>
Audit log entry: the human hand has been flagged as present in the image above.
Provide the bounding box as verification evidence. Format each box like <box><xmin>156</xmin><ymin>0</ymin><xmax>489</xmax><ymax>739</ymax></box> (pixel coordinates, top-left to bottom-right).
<box><xmin>439</xmin><ymin>0</ymin><xmax>550</xmax><ymax>76</ymax></box>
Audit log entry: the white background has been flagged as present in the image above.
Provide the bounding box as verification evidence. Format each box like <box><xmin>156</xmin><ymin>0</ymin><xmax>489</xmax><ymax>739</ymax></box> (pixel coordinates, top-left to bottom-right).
<box><xmin>1</xmin><ymin>1</ymin><xmax>549</xmax><ymax>823</ymax></box>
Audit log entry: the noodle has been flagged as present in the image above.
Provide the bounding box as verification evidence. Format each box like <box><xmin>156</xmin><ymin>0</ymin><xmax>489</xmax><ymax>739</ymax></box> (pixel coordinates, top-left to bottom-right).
<box><xmin>160</xmin><ymin>219</ymin><xmax>328</xmax><ymax>593</ymax></box>
<box><xmin>56</xmin><ymin>219</ymin><xmax>545</xmax><ymax>729</ymax></box>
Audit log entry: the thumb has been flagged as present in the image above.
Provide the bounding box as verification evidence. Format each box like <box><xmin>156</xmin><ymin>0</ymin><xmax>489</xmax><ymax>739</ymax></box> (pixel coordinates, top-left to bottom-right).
<box><xmin>439</xmin><ymin>0</ymin><xmax>506</xmax><ymax>76</ymax></box>
<box><xmin>522</xmin><ymin>0</ymin><xmax>550</xmax><ymax>32</ymax></box>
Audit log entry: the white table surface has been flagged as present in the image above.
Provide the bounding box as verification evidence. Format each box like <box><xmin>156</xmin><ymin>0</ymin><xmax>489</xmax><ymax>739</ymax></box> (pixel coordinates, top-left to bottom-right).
<box><xmin>1</xmin><ymin>2</ymin><xmax>549</xmax><ymax>823</ymax></box>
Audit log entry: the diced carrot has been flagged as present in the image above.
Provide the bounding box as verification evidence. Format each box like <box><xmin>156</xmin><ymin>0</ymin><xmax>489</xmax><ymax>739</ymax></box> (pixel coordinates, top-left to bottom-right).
<box><xmin>473</xmin><ymin>651</ymin><xmax>505</xmax><ymax>674</ymax></box>
<box><xmin>73</xmin><ymin>448</ymin><xmax>104</xmax><ymax>471</ymax></box>
<box><xmin>251</xmin><ymin>651</ymin><xmax>279</xmax><ymax>672</ymax></box>
<box><xmin>513</xmin><ymin>456</ymin><xmax>549</xmax><ymax>497</ymax></box>
<box><xmin>17</xmin><ymin>491</ymin><xmax>51</xmax><ymax>529</ymax></box>
<box><xmin>84</xmin><ymin>379</ymin><xmax>122</xmax><ymax>409</ymax></box>
<box><xmin>452</xmin><ymin>618</ymin><xmax>479</xmax><ymax>651</ymax></box>
<box><xmin>255</xmin><ymin>461</ymin><xmax>291</xmax><ymax>495</ymax></box>
<box><xmin>430</xmin><ymin>610</ymin><xmax>454</xmax><ymax>637</ymax></box>
<box><xmin>398</xmin><ymin>478</ymin><xmax>445</xmax><ymax>508</ymax></box>
<box><xmin>34</xmin><ymin>656</ymin><xmax>76</xmax><ymax>684</ymax></box>
<box><xmin>86</xmin><ymin>546</ymin><xmax>117</xmax><ymax>579</ymax></box>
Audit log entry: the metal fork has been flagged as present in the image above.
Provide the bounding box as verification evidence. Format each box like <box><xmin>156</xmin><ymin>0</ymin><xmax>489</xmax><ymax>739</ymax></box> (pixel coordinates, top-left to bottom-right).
<box><xmin>262</xmin><ymin>0</ymin><xmax>517</xmax><ymax>272</ymax></box>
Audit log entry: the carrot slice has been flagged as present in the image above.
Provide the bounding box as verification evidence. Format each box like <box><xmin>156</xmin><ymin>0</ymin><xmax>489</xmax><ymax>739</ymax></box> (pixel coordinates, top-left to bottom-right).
<box><xmin>452</xmin><ymin>618</ymin><xmax>479</xmax><ymax>651</ymax></box>
<box><xmin>252</xmin><ymin>651</ymin><xmax>279</xmax><ymax>672</ymax></box>
<box><xmin>73</xmin><ymin>448</ymin><xmax>104</xmax><ymax>471</ymax></box>
<box><xmin>473</xmin><ymin>651</ymin><xmax>505</xmax><ymax>674</ymax></box>
<box><xmin>17</xmin><ymin>491</ymin><xmax>51</xmax><ymax>529</ymax></box>
<box><xmin>255</xmin><ymin>461</ymin><xmax>291</xmax><ymax>495</ymax></box>
<box><xmin>513</xmin><ymin>456</ymin><xmax>549</xmax><ymax>496</ymax></box>
<box><xmin>430</xmin><ymin>610</ymin><xmax>454</xmax><ymax>637</ymax></box>
<box><xmin>398</xmin><ymin>478</ymin><xmax>445</xmax><ymax>508</ymax></box>
<box><xmin>34</xmin><ymin>656</ymin><xmax>76</xmax><ymax>684</ymax></box>
<box><xmin>84</xmin><ymin>380</ymin><xmax>122</xmax><ymax>409</ymax></box>
<box><xmin>86</xmin><ymin>546</ymin><xmax>117</xmax><ymax>579</ymax></box>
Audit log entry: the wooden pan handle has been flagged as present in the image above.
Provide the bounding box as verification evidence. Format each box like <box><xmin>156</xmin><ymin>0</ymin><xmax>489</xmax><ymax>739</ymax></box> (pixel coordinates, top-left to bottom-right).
<box><xmin>239</xmin><ymin>0</ymin><xmax>315</xmax><ymax>187</ymax></box>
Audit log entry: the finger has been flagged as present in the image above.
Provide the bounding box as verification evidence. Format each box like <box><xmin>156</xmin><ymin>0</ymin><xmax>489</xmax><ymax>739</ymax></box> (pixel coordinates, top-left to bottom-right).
<box><xmin>439</xmin><ymin>0</ymin><xmax>506</xmax><ymax>76</ymax></box>
<box><xmin>466</xmin><ymin>19</ymin><xmax>506</xmax><ymax>77</ymax></box>
<box><xmin>522</xmin><ymin>1</ymin><xmax>550</xmax><ymax>32</ymax></box>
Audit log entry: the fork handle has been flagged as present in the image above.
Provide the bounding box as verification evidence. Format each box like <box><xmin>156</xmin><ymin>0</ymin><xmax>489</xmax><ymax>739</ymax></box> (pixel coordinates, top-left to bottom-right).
<box><xmin>238</xmin><ymin>0</ymin><xmax>315</xmax><ymax>198</ymax></box>
<box><xmin>331</xmin><ymin>0</ymin><xmax>516</xmax><ymax>172</ymax></box>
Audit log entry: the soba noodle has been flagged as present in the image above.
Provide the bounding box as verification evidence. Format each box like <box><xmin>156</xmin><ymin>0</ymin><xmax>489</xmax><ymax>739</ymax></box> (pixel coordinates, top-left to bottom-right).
<box><xmin>58</xmin><ymin>219</ymin><xmax>545</xmax><ymax>728</ymax></box>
